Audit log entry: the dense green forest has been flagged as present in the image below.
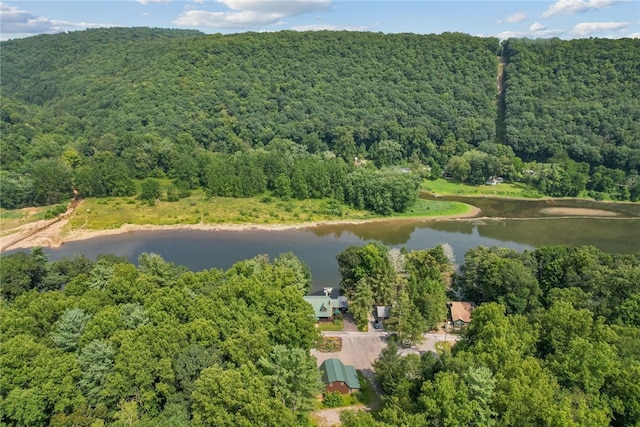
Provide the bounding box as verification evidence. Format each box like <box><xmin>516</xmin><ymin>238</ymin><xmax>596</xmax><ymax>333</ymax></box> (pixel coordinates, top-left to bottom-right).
<box><xmin>1</xmin><ymin>28</ymin><xmax>639</xmax><ymax>210</ymax></box>
<box><xmin>500</xmin><ymin>38</ymin><xmax>640</xmax><ymax>200</ymax></box>
<box><xmin>2</xmin><ymin>244</ymin><xmax>639</xmax><ymax>426</ymax></box>
<box><xmin>339</xmin><ymin>244</ymin><xmax>640</xmax><ymax>427</ymax></box>
<box><xmin>0</xmin><ymin>249</ymin><xmax>322</xmax><ymax>426</ymax></box>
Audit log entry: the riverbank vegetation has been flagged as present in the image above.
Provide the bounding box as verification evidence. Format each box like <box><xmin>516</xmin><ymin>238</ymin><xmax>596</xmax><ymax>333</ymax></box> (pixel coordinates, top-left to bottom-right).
<box><xmin>2</xmin><ymin>29</ymin><xmax>638</xmax><ymax>215</ymax></box>
<box><xmin>0</xmin><ymin>206</ymin><xmax>54</xmax><ymax>236</ymax></box>
<box><xmin>422</xmin><ymin>177</ymin><xmax>544</xmax><ymax>198</ymax></box>
<box><xmin>65</xmin><ymin>192</ymin><xmax>470</xmax><ymax>231</ymax></box>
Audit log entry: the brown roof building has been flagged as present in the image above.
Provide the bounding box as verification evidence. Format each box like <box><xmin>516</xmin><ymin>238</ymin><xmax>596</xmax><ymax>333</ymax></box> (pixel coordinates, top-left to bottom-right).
<box><xmin>447</xmin><ymin>301</ymin><xmax>475</xmax><ymax>328</ymax></box>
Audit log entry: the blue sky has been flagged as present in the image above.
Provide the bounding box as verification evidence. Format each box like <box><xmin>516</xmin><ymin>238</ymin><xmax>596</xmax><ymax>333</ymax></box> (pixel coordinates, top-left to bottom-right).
<box><xmin>1</xmin><ymin>0</ymin><xmax>639</xmax><ymax>41</ymax></box>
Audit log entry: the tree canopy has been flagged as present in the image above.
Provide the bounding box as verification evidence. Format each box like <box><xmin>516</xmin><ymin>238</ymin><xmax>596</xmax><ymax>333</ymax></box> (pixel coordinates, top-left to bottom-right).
<box><xmin>2</xmin><ymin>30</ymin><xmax>639</xmax><ymax>206</ymax></box>
<box><xmin>343</xmin><ymin>244</ymin><xmax>640</xmax><ymax>427</ymax></box>
<box><xmin>0</xmin><ymin>250</ymin><xmax>320</xmax><ymax>426</ymax></box>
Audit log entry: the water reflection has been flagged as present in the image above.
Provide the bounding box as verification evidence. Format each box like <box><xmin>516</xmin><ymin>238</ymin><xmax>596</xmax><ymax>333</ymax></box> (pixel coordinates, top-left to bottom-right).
<box><xmin>310</xmin><ymin>221</ymin><xmax>420</xmax><ymax>246</ymax></box>
<box><xmin>474</xmin><ymin>218</ymin><xmax>640</xmax><ymax>253</ymax></box>
<box><xmin>6</xmin><ymin>196</ymin><xmax>639</xmax><ymax>294</ymax></box>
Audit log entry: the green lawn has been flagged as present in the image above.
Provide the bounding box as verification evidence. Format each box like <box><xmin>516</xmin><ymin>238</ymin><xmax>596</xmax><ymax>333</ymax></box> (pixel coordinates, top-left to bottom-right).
<box><xmin>422</xmin><ymin>178</ymin><xmax>544</xmax><ymax>199</ymax></box>
<box><xmin>66</xmin><ymin>190</ymin><xmax>474</xmax><ymax>232</ymax></box>
<box><xmin>398</xmin><ymin>198</ymin><xmax>471</xmax><ymax>218</ymax></box>
<box><xmin>1</xmin><ymin>188</ymin><xmax>475</xmax><ymax>238</ymax></box>
<box><xmin>317</xmin><ymin>320</ymin><xmax>344</xmax><ymax>332</ymax></box>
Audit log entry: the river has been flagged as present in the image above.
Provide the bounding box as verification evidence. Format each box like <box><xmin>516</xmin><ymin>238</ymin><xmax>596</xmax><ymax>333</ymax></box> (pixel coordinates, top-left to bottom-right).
<box><xmin>29</xmin><ymin>194</ymin><xmax>640</xmax><ymax>294</ymax></box>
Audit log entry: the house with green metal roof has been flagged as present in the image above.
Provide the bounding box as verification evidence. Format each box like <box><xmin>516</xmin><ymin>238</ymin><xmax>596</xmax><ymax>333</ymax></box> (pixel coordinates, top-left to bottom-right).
<box><xmin>319</xmin><ymin>358</ymin><xmax>361</xmax><ymax>394</ymax></box>
<box><xmin>303</xmin><ymin>296</ymin><xmax>341</xmax><ymax>321</ymax></box>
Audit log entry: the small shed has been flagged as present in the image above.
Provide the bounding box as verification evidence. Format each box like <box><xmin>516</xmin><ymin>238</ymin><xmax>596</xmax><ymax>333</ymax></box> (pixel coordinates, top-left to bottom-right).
<box><xmin>320</xmin><ymin>358</ymin><xmax>361</xmax><ymax>394</ymax></box>
<box><xmin>375</xmin><ymin>305</ymin><xmax>391</xmax><ymax>321</ymax></box>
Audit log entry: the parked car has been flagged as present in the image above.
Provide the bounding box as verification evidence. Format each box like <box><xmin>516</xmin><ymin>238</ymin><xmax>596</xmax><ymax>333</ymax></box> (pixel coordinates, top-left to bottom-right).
<box><xmin>400</xmin><ymin>339</ymin><xmax>413</xmax><ymax>348</ymax></box>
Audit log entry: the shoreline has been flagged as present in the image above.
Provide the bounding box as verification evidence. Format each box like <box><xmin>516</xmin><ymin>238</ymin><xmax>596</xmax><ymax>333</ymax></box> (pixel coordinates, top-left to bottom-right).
<box><xmin>3</xmin><ymin>204</ymin><xmax>635</xmax><ymax>253</ymax></box>
<box><xmin>0</xmin><ymin>205</ymin><xmax>482</xmax><ymax>252</ymax></box>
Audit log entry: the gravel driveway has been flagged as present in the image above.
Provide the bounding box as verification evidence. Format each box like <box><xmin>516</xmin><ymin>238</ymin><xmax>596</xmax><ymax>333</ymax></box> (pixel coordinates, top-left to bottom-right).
<box><xmin>310</xmin><ymin>330</ymin><xmax>461</xmax><ymax>426</ymax></box>
<box><xmin>312</xmin><ymin>331</ymin><xmax>390</xmax><ymax>372</ymax></box>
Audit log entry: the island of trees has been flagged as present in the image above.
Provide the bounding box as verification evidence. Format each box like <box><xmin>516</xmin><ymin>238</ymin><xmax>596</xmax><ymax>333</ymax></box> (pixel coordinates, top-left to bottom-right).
<box><xmin>1</xmin><ymin>29</ymin><xmax>639</xmax><ymax>216</ymax></box>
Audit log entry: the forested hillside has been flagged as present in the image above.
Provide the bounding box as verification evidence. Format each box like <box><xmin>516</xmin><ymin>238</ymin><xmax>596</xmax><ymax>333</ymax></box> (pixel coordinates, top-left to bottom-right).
<box><xmin>500</xmin><ymin>37</ymin><xmax>640</xmax><ymax>200</ymax></box>
<box><xmin>503</xmin><ymin>38</ymin><xmax>640</xmax><ymax>168</ymax></box>
<box><xmin>1</xmin><ymin>29</ymin><xmax>498</xmax><ymax>150</ymax></box>
<box><xmin>1</xmin><ymin>28</ymin><xmax>639</xmax><ymax>209</ymax></box>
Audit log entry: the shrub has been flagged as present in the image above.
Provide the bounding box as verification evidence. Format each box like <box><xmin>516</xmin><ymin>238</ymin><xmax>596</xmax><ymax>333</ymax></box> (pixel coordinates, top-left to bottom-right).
<box><xmin>322</xmin><ymin>391</ymin><xmax>344</xmax><ymax>408</ymax></box>
<box><xmin>44</xmin><ymin>204</ymin><xmax>67</xmax><ymax>219</ymax></box>
<box><xmin>140</xmin><ymin>179</ymin><xmax>162</xmax><ymax>202</ymax></box>
<box><xmin>317</xmin><ymin>337</ymin><xmax>342</xmax><ymax>352</ymax></box>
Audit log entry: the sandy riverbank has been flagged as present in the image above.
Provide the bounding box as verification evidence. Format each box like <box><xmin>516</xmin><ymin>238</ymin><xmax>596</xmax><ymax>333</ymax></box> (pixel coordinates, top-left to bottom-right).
<box><xmin>0</xmin><ymin>205</ymin><xmax>482</xmax><ymax>252</ymax></box>
<box><xmin>539</xmin><ymin>207</ymin><xmax>619</xmax><ymax>217</ymax></box>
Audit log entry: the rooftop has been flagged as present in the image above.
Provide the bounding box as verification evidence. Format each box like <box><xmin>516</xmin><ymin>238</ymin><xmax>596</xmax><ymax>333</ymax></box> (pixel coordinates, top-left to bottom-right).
<box><xmin>320</xmin><ymin>358</ymin><xmax>361</xmax><ymax>390</ymax></box>
<box><xmin>448</xmin><ymin>301</ymin><xmax>475</xmax><ymax>324</ymax></box>
<box><xmin>303</xmin><ymin>296</ymin><xmax>340</xmax><ymax>320</ymax></box>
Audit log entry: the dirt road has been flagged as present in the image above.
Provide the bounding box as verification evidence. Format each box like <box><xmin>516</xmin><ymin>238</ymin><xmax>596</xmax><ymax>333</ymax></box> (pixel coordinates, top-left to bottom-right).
<box><xmin>0</xmin><ymin>199</ymin><xmax>81</xmax><ymax>252</ymax></box>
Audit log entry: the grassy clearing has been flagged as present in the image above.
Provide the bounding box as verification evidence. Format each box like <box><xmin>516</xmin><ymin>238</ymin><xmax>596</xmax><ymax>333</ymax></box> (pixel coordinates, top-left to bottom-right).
<box><xmin>399</xmin><ymin>198</ymin><xmax>471</xmax><ymax>218</ymax></box>
<box><xmin>68</xmin><ymin>190</ymin><xmax>374</xmax><ymax>231</ymax></box>
<box><xmin>0</xmin><ymin>205</ymin><xmax>56</xmax><ymax>236</ymax></box>
<box><xmin>66</xmin><ymin>190</ymin><xmax>472</xmax><ymax>231</ymax></box>
<box><xmin>317</xmin><ymin>320</ymin><xmax>344</xmax><ymax>332</ymax></box>
<box><xmin>422</xmin><ymin>178</ymin><xmax>544</xmax><ymax>199</ymax></box>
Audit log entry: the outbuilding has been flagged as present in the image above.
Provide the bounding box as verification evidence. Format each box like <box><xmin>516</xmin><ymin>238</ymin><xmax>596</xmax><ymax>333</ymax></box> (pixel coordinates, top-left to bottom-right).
<box><xmin>319</xmin><ymin>358</ymin><xmax>361</xmax><ymax>394</ymax></box>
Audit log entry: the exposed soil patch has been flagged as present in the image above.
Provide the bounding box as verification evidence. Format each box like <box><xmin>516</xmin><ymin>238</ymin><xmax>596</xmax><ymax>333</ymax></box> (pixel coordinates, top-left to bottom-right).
<box><xmin>312</xmin><ymin>405</ymin><xmax>366</xmax><ymax>427</ymax></box>
<box><xmin>0</xmin><ymin>199</ymin><xmax>81</xmax><ymax>251</ymax></box>
<box><xmin>540</xmin><ymin>207</ymin><xmax>618</xmax><ymax>217</ymax></box>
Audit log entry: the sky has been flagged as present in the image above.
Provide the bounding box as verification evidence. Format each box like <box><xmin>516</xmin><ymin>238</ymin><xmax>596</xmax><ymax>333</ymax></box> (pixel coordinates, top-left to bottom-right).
<box><xmin>1</xmin><ymin>0</ymin><xmax>639</xmax><ymax>41</ymax></box>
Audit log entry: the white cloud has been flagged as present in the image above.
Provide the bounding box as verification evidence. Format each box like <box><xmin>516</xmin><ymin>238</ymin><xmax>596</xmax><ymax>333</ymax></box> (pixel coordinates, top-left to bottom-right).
<box><xmin>136</xmin><ymin>0</ymin><xmax>170</xmax><ymax>4</ymax></box>
<box><xmin>497</xmin><ymin>22</ymin><xmax>565</xmax><ymax>40</ymax></box>
<box><xmin>290</xmin><ymin>24</ymin><xmax>368</xmax><ymax>32</ymax></box>
<box><xmin>571</xmin><ymin>21</ymin><xmax>629</xmax><ymax>36</ymax></box>
<box><xmin>174</xmin><ymin>0</ymin><xmax>332</xmax><ymax>29</ymax></box>
<box><xmin>0</xmin><ymin>2</ymin><xmax>114</xmax><ymax>37</ymax></box>
<box><xmin>529</xmin><ymin>22</ymin><xmax>547</xmax><ymax>32</ymax></box>
<box><xmin>629</xmin><ymin>32</ymin><xmax>640</xmax><ymax>38</ymax></box>
<box><xmin>500</xmin><ymin>12</ymin><xmax>528</xmax><ymax>23</ymax></box>
<box><xmin>497</xmin><ymin>30</ymin><xmax>524</xmax><ymax>39</ymax></box>
<box><xmin>543</xmin><ymin>0</ymin><xmax>622</xmax><ymax>18</ymax></box>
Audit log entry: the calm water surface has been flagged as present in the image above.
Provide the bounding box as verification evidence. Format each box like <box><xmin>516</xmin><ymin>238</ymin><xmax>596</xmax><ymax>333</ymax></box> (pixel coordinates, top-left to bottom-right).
<box><xmin>39</xmin><ymin>213</ymin><xmax>640</xmax><ymax>294</ymax></box>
